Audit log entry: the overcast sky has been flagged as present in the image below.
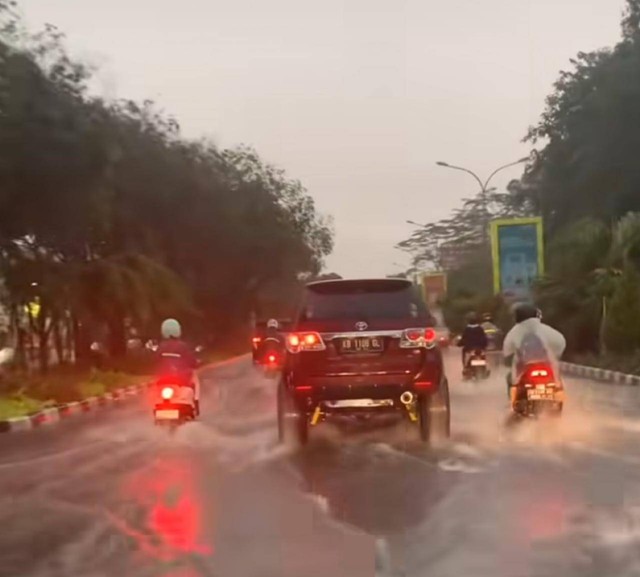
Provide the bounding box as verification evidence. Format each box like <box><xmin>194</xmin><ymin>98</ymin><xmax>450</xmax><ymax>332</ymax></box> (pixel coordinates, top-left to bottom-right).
<box><xmin>19</xmin><ymin>0</ymin><xmax>623</xmax><ymax>277</ymax></box>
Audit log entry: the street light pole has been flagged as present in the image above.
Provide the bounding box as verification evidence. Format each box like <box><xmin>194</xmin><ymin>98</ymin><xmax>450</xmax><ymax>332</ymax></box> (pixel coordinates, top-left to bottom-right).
<box><xmin>436</xmin><ymin>156</ymin><xmax>529</xmax><ymax>241</ymax></box>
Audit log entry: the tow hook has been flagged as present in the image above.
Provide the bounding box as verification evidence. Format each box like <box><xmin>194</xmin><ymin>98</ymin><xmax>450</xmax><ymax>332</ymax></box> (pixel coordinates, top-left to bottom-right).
<box><xmin>310</xmin><ymin>405</ymin><xmax>322</xmax><ymax>426</ymax></box>
<box><xmin>400</xmin><ymin>392</ymin><xmax>418</xmax><ymax>422</ymax></box>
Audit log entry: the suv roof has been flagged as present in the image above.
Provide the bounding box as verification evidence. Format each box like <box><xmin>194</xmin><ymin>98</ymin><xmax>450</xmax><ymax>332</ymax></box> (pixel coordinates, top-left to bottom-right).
<box><xmin>305</xmin><ymin>278</ymin><xmax>413</xmax><ymax>293</ymax></box>
<box><xmin>298</xmin><ymin>278</ymin><xmax>430</xmax><ymax>326</ymax></box>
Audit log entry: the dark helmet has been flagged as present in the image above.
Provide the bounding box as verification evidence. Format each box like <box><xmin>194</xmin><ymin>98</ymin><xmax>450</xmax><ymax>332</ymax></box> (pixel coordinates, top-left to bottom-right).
<box><xmin>513</xmin><ymin>302</ymin><xmax>540</xmax><ymax>324</ymax></box>
<box><xmin>466</xmin><ymin>311</ymin><xmax>479</xmax><ymax>325</ymax></box>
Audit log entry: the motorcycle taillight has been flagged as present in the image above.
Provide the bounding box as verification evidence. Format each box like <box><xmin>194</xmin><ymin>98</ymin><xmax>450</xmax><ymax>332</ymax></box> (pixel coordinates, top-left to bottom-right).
<box><xmin>525</xmin><ymin>364</ymin><xmax>555</xmax><ymax>384</ymax></box>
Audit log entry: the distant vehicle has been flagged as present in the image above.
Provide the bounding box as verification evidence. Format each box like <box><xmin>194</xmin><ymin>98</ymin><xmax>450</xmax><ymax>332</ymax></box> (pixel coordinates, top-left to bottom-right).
<box><xmin>251</xmin><ymin>319</ymin><xmax>291</xmax><ymax>363</ymax></box>
<box><xmin>255</xmin><ymin>336</ymin><xmax>284</xmax><ymax>378</ymax></box>
<box><xmin>277</xmin><ymin>278</ymin><xmax>451</xmax><ymax>445</ymax></box>
<box><xmin>462</xmin><ymin>349</ymin><xmax>490</xmax><ymax>381</ymax></box>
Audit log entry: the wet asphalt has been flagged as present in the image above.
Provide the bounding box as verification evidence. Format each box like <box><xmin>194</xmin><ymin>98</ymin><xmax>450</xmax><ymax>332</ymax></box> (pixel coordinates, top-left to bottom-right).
<box><xmin>1</xmin><ymin>352</ymin><xmax>640</xmax><ymax>577</ymax></box>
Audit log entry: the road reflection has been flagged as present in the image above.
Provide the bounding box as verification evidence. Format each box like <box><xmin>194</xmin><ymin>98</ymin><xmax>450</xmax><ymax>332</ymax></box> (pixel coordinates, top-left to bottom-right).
<box><xmin>289</xmin><ymin>439</ymin><xmax>452</xmax><ymax>535</ymax></box>
<box><xmin>108</xmin><ymin>452</ymin><xmax>212</xmax><ymax>573</ymax></box>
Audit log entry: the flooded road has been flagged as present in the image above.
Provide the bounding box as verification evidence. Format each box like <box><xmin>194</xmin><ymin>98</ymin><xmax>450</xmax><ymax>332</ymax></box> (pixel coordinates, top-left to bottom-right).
<box><xmin>1</xmin><ymin>353</ymin><xmax>640</xmax><ymax>577</ymax></box>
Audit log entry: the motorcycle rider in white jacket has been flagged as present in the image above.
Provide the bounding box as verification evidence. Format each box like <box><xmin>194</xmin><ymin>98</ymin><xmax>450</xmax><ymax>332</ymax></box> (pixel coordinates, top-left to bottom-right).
<box><xmin>503</xmin><ymin>303</ymin><xmax>566</xmax><ymax>408</ymax></box>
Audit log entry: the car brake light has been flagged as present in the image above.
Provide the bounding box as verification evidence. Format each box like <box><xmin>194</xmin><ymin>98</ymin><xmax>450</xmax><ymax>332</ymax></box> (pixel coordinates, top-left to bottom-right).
<box><xmin>414</xmin><ymin>381</ymin><xmax>433</xmax><ymax>389</ymax></box>
<box><xmin>268</xmin><ymin>354</ymin><xmax>276</xmax><ymax>363</ymax></box>
<box><xmin>405</xmin><ymin>329</ymin><xmax>422</xmax><ymax>341</ymax></box>
<box><xmin>161</xmin><ymin>387</ymin><xmax>174</xmax><ymax>400</ymax></box>
<box><xmin>295</xmin><ymin>385</ymin><xmax>312</xmax><ymax>392</ymax></box>
<box><xmin>400</xmin><ymin>328</ymin><xmax>437</xmax><ymax>349</ymax></box>
<box><xmin>286</xmin><ymin>332</ymin><xmax>326</xmax><ymax>353</ymax></box>
<box><xmin>288</xmin><ymin>334</ymin><xmax>300</xmax><ymax>347</ymax></box>
<box><xmin>252</xmin><ymin>336</ymin><xmax>261</xmax><ymax>344</ymax></box>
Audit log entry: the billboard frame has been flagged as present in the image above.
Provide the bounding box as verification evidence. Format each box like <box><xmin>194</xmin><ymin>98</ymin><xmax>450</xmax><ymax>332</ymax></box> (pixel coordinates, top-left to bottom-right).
<box><xmin>490</xmin><ymin>217</ymin><xmax>544</xmax><ymax>296</ymax></box>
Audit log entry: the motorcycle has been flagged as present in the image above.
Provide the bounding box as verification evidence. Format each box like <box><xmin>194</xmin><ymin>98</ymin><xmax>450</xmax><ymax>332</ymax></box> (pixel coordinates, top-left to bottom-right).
<box><xmin>256</xmin><ymin>337</ymin><xmax>284</xmax><ymax>378</ymax></box>
<box><xmin>511</xmin><ymin>362</ymin><xmax>564</xmax><ymax>417</ymax></box>
<box><xmin>463</xmin><ymin>349</ymin><xmax>490</xmax><ymax>381</ymax></box>
<box><xmin>153</xmin><ymin>371</ymin><xmax>197</xmax><ymax>429</ymax></box>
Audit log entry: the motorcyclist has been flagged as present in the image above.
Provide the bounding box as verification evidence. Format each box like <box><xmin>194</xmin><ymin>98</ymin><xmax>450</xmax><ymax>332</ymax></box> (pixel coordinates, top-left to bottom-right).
<box><xmin>457</xmin><ymin>312</ymin><xmax>488</xmax><ymax>371</ymax></box>
<box><xmin>265</xmin><ymin>318</ymin><xmax>280</xmax><ymax>340</ymax></box>
<box><xmin>258</xmin><ymin>318</ymin><xmax>283</xmax><ymax>361</ymax></box>
<box><xmin>157</xmin><ymin>318</ymin><xmax>201</xmax><ymax>416</ymax></box>
<box><xmin>502</xmin><ymin>303</ymin><xmax>566</xmax><ymax>409</ymax></box>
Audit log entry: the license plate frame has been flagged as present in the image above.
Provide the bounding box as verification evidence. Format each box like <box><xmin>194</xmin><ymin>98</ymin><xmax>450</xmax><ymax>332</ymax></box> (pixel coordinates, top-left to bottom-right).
<box><xmin>527</xmin><ymin>390</ymin><xmax>554</xmax><ymax>401</ymax></box>
<box><xmin>339</xmin><ymin>336</ymin><xmax>384</xmax><ymax>354</ymax></box>
<box><xmin>155</xmin><ymin>409</ymin><xmax>180</xmax><ymax>420</ymax></box>
<box><xmin>325</xmin><ymin>399</ymin><xmax>394</xmax><ymax>408</ymax></box>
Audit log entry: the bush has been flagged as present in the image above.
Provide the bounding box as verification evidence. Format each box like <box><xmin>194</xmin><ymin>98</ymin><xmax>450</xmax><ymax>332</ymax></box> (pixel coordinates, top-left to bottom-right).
<box><xmin>605</xmin><ymin>268</ymin><xmax>640</xmax><ymax>353</ymax></box>
<box><xmin>570</xmin><ymin>351</ymin><xmax>640</xmax><ymax>376</ymax></box>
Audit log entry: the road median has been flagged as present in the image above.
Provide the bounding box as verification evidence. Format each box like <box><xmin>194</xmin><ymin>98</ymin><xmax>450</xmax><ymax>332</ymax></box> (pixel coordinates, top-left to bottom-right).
<box><xmin>561</xmin><ymin>361</ymin><xmax>640</xmax><ymax>386</ymax></box>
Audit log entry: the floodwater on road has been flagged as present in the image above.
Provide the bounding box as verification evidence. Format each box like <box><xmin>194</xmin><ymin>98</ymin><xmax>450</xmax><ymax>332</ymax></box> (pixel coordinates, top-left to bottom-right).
<box><xmin>1</xmin><ymin>353</ymin><xmax>640</xmax><ymax>577</ymax></box>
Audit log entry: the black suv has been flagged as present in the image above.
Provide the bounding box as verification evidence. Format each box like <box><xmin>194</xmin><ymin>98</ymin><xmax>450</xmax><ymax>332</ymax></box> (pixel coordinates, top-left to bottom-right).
<box><xmin>277</xmin><ymin>278</ymin><xmax>450</xmax><ymax>445</ymax></box>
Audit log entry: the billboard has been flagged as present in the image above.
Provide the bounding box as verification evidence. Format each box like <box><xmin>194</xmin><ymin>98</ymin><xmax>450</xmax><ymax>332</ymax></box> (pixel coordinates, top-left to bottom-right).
<box><xmin>490</xmin><ymin>217</ymin><xmax>544</xmax><ymax>301</ymax></box>
<box><xmin>420</xmin><ymin>272</ymin><xmax>447</xmax><ymax>308</ymax></box>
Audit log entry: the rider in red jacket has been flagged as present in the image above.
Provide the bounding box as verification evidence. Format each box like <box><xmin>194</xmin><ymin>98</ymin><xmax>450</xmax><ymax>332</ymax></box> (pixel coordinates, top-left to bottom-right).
<box><xmin>157</xmin><ymin>318</ymin><xmax>201</xmax><ymax>416</ymax></box>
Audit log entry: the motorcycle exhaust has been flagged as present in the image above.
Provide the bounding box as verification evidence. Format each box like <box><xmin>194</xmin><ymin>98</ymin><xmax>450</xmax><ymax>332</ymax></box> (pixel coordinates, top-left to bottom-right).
<box><xmin>400</xmin><ymin>391</ymin><xmax>414</xmax><ymax>405</ymax></box>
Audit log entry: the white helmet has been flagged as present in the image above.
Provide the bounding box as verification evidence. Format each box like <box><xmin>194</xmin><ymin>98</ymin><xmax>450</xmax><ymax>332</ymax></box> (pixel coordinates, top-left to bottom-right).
<box><xmin>267</xmin><ymin>318</ymin><xmax>279</xmax><ymax>330</ymax></box>
<box><xmin>161</xmin><ymin>318</ymin><xmax>182</xmax><ymax>339</ymax></box>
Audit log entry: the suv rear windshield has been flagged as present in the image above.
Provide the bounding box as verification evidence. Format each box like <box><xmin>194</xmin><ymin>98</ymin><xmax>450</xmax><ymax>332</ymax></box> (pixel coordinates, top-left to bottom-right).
<box><xmin>299</xmin><ymin>280</ymin><xmax>430</xmax><ymax>322</ymax></box>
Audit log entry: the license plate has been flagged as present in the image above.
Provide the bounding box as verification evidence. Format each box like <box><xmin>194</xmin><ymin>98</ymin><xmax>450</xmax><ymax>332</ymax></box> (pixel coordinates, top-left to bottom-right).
<box><xmin>155</xmin><ymin>409</ymin><xmax>180</xmax><ymax>420</ymax></box>
<box><xmin>325</xmin><ymin>399</ymin><xmax>393</xmax><ymax>408</ymax></box>
<box><xmin>470</xmin><ymin>359</ymin><xmax>486</xmax><ymax>366</ymax></box>
<box><xmin>527</xmin><ymin>390</ymin><xmax>554</xmax><ymax>401</ymax></box>
<box><xmin>339</xmin><ymin>337</ymin><xmax>383</xmax><ymax>353</ymax></box>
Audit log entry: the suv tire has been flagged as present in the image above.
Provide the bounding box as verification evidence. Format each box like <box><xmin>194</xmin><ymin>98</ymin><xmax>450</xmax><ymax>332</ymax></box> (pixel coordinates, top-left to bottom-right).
<box><xmin>277</xmin><ymin>381</ymin><xmax>309</xmax><ymax>446</ymax></box>
<box><xmin>418</xmin><ymin>377</ymin><xmax>451</xmax><ymax>443</ymax></box>
<box><xmin>418</xmin><ymin>394</ymin><xmax>432</xmax><ymax>442</ymax></box>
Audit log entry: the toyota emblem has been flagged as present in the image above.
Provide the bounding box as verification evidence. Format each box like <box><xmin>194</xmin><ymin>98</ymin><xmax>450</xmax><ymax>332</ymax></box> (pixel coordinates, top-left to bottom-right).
<box><xmin>355</xmin><ymin>321</ymin><xmax>368</xmax><ymax>331</ymax></box>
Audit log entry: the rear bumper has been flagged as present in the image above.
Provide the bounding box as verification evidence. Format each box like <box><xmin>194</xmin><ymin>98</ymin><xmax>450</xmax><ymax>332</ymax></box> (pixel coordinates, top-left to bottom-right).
<box><xmin>154</xmin><ymin>401</ymin><xmax>194</xmax><ymax>417</ymax></box>
<box><xmin>301</xmin><ymin>374</ymin><xmax>435</xmax><ymax>398</ymax></box>
<box><xmin>285</xmin><ymin>360</ymin><xmax>444</xmax><ymax>405</ymax></box>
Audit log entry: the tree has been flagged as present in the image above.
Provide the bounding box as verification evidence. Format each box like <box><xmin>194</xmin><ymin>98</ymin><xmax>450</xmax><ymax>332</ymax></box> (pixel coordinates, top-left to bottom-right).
<box><xmin>0</xmin><ymin>8</ymin><xmax>334</xmax><ymax>370</ymax></box>
<box><xmin>535</xmin><ymin>214</ymin><xmax>640</xmax><ymax>355</ymax></box>
<box><xmin>513</xmin><ymin>0</ymin><xmax>640</xmax><ymax>233</ymax></box>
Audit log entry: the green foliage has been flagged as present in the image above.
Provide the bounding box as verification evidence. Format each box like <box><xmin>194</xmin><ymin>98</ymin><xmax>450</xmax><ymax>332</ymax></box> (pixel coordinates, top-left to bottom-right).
<box><xmin>535</xmin><ymin>214</ymin><xmax>640</xmax><ymax>355</ymax></box>
<box><xmin>0</xmin><ymin>10</ymin><xmax>333</xmax><ymax>370</ymax></box>
<box><xmin>604</xmin><ymin>267</ymin><xmax>640</xmax><ymax>352</ymax></box>
<box><xmin>0</xmin><ymin>394</ymin><xmax>42</xmax><ymax>420</ymax></box>
<box><xmin>515</xmin><ymin>0</ymin><xmax>640</xmax><ymax>233</ymax></box>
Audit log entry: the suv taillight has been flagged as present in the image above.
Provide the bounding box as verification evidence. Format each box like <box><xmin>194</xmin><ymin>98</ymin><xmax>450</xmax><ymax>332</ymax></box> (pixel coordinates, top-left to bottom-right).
<box><xmin>400</xmin><ymin>327</ymin><xmax>437</xmax><ymax>349</ymax></box>
<box><xmin>286</xmin><ymin>332</ymin><xmax>326</xmax><ymax>354</ymax></box>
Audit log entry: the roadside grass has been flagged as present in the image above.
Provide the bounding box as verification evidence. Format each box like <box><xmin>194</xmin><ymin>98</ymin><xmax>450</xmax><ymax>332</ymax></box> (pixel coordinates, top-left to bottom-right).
<box><xmin>0</xmin><ymin>343</ymin><xmax>248</xmax><ymax>420</ymax></box>
<box><xmin>0</xmin><ymin>367</ymin><xmax>148</xmax><ymax>421</ymax></box>
<box><xmin>0</xmin><ymin>395</ymin><xmax>45</xmax><ymax>420</ymax></box>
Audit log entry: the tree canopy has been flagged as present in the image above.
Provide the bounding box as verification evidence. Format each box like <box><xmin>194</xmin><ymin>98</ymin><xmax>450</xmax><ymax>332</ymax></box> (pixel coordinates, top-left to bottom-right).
<box><xmin>0</xmin><ymin>4</ymin><xmax>333</xmax><ymax>369</ymax></box>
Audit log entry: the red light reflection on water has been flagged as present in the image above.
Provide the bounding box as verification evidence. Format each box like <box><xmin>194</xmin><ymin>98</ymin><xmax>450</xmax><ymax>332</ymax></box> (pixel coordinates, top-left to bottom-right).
<box><xmin>107</xmin><ymin>455</ymin><xmax>212</xmax><ymax>564</ymax></box>
<box><xmin>519</xmin><ymin>492</ymin><xmax>569</xmax><ymax>541</ymax></box>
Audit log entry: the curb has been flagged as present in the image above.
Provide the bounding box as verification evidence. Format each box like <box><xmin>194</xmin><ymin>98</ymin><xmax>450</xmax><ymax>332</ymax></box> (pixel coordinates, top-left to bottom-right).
<box><xmin>0</xmin><ymin>352</ymin><xmax>249</xmax><ymax>434</ymax></box>
<box><xmin>560</xmin><ymin>361</ymin><xmax>640</xmax><ymax>386</ymax></box>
